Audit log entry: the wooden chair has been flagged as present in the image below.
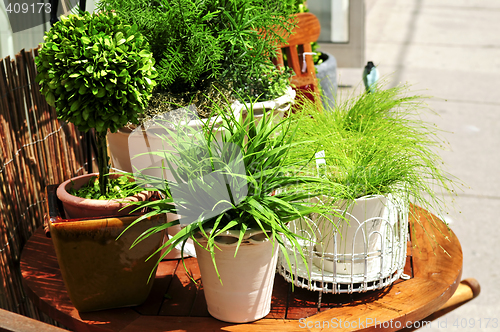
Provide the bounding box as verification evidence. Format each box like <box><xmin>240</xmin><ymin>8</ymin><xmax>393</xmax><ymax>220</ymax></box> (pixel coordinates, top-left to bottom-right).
<box><xmin>274</xmin><ymin>12</ymin><xmax>321</xmax><ymax>103</ymax></box>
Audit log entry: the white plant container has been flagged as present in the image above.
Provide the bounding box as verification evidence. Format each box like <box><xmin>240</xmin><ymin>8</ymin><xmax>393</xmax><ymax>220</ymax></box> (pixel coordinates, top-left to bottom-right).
<box><xmin>194</xmin><ymin>228</ymin><xmax>278</xmax><ymax>323</ymax></box>
<box><xmin>236</xmin><ymin>86</ymin><xmax>296</xmax><ymax>125</ymax></box>
<box><xmin>313</xmin><ymin>195</ymin><xmax>389</xmax><ymax>275</ymax></box>
<box><xmin>108</xmin><ymin>87</ymin><xmax>295</xmax><ymax>175</ymax></box>
<box><xmin>278</xmin><ymin>194</ymin><xmax>408</xmax><ymax>294</ymax></box>
<box><xmin>109</xmin><ymin>105</ymin><xmax>242</xmax><ymax>177</ymax></box>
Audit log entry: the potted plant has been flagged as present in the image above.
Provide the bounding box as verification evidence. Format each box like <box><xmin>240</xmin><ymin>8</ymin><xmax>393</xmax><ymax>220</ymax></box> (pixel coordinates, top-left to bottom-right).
<box><xmin>284</xmin><ymin>83</ymin><xmax>459</xmax><ymax>279</ymax></box>
<box><xmin>35</xmin><ymin>10</ymin><xmax>157</xmax><ymax>217</ymax></box>
<box><xmin>35</xmin><ymin>11</ymin><xmax>164</xmax><ymax>312</ymax></box>
<box><xmin>96</xmin><ymin>0</ymin><xmax>298</xmax><ymax>173</ymax></box>
<box><xmin>96</xmin><ymin>0</ymin><xmax>294</xmax><ymax>108</ymax></box>
<box><xmin>121</xmin><ymin>102</ymin><xmax>334</xmax><ymax>323</ymax></box>
<box><xmin>45</xmin><ymin>185</ymin><xmax>165</xmax><ymax>312</ymax></box>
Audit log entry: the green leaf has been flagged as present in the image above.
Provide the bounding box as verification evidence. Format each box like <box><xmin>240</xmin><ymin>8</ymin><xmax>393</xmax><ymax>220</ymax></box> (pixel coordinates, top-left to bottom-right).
<box><xmin>82</xmin><ymin>108</ymin><xmax>90</xmax><ymax>120</ymax></box>
<box><xmin>96</xmin><ymin>88</ymin><xmax>106</xmax><ymax>98</ymax></box>
<box><xmin>95</xmin><ymin>119</ymin><xmax>105</xmax><ymax>132</ymax></box>
<box><xmin>45</xmin><ymin>92</ymin><xmax>56</xmax><ymax>106</ymax></box>
<box><xmin>115</xmin><ymin>31</ymin><xmax>124</xmax><ymax>42</ymax></box>
<box><xmin>118</xmin><ymin>69</ymin><xmax>128</xmax><ymax>77</ymax></box>
<box><xmin>70</xmin><ymin>99</ymin><xmax>81</xmax><ymax>112</ymax></box>
<box><xmin>138</xmin><ymin>49</ymin><xmax>151</xmax><ymax>57</ymax></box>
<box><xmin>104</xmin><ymin>37</ymin><xmax>111</xmax><ymax>48</ymax></box>
<box><xmin>78</xmin><ymin>84</ymin><xmax>87</xmax><ymax>94</ymax></box>
<box><xmin>74</xmin><ymin>18</ymin><xmax>84</xmax><ymax>28</ymax></box>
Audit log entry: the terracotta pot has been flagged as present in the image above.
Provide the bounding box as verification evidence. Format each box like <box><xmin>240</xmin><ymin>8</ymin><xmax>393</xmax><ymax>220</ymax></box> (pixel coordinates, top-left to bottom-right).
<box><xmin>47</xmin><ymin>186</ymin><xmax>166</xmax><ymax>312</ymax></box>
<box><xmin>56</xmin><ymin>173</ymin><xmax>151</xmax><ymax>219</ymax></box>
<box><xmin>194</xmin><ymin>229</ymin><xmax>278</xmax><ymax>323</ymax></box>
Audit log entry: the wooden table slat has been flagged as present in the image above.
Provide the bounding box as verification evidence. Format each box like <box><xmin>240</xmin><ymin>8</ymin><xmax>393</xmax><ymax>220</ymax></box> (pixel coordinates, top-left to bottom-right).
<box><xmin>134</xmin><ymin>259</ymin><xmax>179</xmax><ymax>316</ymax></box>
<box><xmin>158</xmin><ymin>257</ymin><xmax>202</xmax><ymax>316</ymax></box>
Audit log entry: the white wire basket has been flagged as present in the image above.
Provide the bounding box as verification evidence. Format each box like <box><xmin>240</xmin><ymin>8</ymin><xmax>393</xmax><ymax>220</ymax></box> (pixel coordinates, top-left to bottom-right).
<box><xmin>277</xmin><ymin>195</ymin><xmax>409</xmax><ymax>294</ymax></box>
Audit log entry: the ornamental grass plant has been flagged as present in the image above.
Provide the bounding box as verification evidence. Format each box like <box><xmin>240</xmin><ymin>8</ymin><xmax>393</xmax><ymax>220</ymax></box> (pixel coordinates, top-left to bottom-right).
<box><xmin>122</xmin><ymin>101</ymin><xmax>335</xmax><ymax>280</ymax></box>
<box><xmin>287</xmin><ymin>84</ymin><xmax>461</xmax><ymax>242</ymax></box>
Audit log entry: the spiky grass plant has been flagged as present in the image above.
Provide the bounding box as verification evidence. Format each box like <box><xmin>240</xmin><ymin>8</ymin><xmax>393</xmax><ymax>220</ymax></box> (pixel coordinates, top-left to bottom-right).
<box><xmin>287</xmin><ymin>85</ymin><xmax>460</xmax><ymax>245</ymax></box>
<box><xmin>122</xmin><ymin>101</ymin><xmax>335</xmax><ymax>280</ymax></box>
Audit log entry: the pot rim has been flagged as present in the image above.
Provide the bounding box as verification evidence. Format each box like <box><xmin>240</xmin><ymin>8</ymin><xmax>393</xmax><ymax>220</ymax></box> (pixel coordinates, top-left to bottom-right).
<box><xmin>56</xmin><ymin>173</ymin><xmax>150</xmax><ymax>206</ymax></box>
<box><xmin>193</xmin><ymin>227</ymin><xmax>275</xmax><ymax>247</ymax></box>
<box><xmin>115</xmin><ymin>102</ymin><xmax>244</xmax><ymax>134</ymax></box>
<box><xmin>236</xmin><ymin>86</ymin><xmax>296</xmax><ymax>115</ymax></box>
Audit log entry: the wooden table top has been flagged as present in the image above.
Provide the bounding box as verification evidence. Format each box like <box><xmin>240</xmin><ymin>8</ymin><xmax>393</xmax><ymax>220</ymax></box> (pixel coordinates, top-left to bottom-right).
<box><xmin>21</xmin><ymin>206</ymin><xmax>462</xmax><ymax>332</ymax></box>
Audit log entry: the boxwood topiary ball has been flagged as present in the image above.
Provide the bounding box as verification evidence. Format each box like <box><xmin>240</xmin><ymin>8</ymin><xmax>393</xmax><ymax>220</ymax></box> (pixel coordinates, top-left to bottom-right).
<box><xmin>35</xmin><ymin>11</ymin><xmax>157</xmax><ymax>133</ymax></box>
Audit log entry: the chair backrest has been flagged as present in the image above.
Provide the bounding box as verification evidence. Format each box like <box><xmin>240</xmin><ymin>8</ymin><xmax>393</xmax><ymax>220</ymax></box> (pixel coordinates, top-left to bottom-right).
<box><xmin>274</xmin><ymin>12</ymin><xmax>321</xmax><ymax>99</ymax></box>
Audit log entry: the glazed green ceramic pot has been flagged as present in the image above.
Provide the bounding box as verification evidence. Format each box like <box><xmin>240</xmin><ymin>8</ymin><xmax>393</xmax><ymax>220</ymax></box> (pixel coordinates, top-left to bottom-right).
<box><xmin>48</xmin><ymin>189</ymin><xmax>165</xmax><ymax>312</ymax></box>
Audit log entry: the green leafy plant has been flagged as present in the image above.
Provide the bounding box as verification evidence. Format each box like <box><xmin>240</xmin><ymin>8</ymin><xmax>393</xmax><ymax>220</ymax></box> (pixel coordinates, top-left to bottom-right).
<box><xmin>122</xmin><ymin>102</ymin><xmax>336</xmax><ymax>281</ymax></box>
<box><xmin>35</xmin><ymin>11</ymin><xmax>156</xmax><ymax>195</ymax></box>
<box><xmin>68</xmin><ymin>175</ymin><xmax>143</xmax><ymax>200</ymax></box>
<box><xmin>287</xmin><ymin>84</ymin><xmax>461</xmax><ymax>241</ymax></box>
<box><xmin>96</xmin><ymin>0</ymin><xmax>296</xmax><ymax>108</ymax></box>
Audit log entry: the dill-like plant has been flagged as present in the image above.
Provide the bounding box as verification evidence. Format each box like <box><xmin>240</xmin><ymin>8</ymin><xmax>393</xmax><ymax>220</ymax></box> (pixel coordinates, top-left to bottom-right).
<box><xmin>96</xmin><ymin>0</ymin><xmax>295</xmax><ymax>103</ymax></box>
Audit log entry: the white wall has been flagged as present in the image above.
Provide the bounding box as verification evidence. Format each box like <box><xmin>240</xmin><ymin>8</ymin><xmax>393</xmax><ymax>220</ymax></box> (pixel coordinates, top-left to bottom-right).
<box><xmin>0</xmin><ymin>0</ymin><xmax>96</xmax><ymax>59</ymax></box>
<box><xmin>0</xmin><ymin>1</ymin><xmax>15</xmax><ymax>59</ymax></box>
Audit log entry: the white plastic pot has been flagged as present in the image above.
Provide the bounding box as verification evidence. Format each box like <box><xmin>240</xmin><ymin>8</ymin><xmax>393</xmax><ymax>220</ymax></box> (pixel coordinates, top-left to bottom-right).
<box><xmin>108</xmin><ymin>107</ymin><xmax>240</xmax><ymax>176</ymax></box>
<box><xmin>236</xmin><ymin>86</ymin><xmax>296</xmax><ymax>126</ymax></box>
<box><xmin>312</xmin><ymin>195</ymin><xmax>391</xmax><ymax>276</ymax></box>
<box><xmin>193</xmin><ymin>228</ymin><xmax>278</xmax><ymax>323</ymax></box>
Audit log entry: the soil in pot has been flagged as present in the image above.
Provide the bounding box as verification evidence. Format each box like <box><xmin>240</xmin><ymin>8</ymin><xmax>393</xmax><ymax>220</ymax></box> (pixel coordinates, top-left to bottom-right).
<box><xmin>56</xmin><ymin>173</ymin><xmax>151</xmax><ymax>219</ymax></box>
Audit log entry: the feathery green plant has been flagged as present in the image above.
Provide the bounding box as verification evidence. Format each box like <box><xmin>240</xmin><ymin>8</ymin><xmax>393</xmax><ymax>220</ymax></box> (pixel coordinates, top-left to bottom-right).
<box><xmin>97</xmin><ymin>0</ymin><xmax>295</xmax><ymax>104</ymax></box>
<box><xmin>287</xmin><ymin>84</ymin><xmax>461</xmax><ymax>244</ymax></box>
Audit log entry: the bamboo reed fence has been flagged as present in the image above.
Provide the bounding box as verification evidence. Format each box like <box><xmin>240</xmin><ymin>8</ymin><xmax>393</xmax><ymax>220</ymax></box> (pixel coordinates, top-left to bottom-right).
<box><xmin>0</xmin><ymin>47</ymin><xmax>92</xmax><ymax>327</ymax></box>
